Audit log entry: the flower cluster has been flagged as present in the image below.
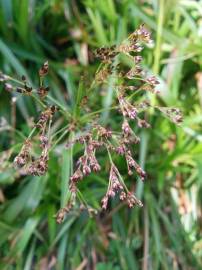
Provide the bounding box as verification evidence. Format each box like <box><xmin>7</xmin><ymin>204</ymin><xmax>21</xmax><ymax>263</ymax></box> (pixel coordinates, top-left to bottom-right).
<box><xmin>12</xmin><ymin>62</ymin><xmax>56</xmax><ymax>175</ymax></box>
<box><xmin>0</xmin><ymin>25</ymin><xmax>183</xmax><ymax>223</ymax></box>
<box><xmin>101</xmin><ymin>164</ymin><xmax>143</xmax><ymax>209</ymax></box>
<box><xmin>14</xmin><ymin>139</ymin><xmax>32</xmax><ymax>167</ymax></box>
<box><xmin>14</xmin><ymin>106</ymin><xmax>56</xmax><ymax>175</ymax></box>
<box><xmin>101</xmin><ymin>165</ymin><xmax>124</xmax><ymax>210</ymax></box>
<box><xmin>157</xmin><ymin>107</ymin><xmax>183</xmax><ymax>124</ymax></box>
<box><xmin>55</xmin><ymin>182</ymin><xmax>77</xmax><ymax>224</ymax></box>
<box><xmin>118</xmin><ymin>94</ymin><xmax>138</xmax><ymax>119</ymax></box>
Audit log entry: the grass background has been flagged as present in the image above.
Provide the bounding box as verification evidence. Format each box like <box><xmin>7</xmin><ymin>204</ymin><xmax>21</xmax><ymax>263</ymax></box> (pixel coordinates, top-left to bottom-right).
<box><xmin>0</xmin><ymin>0</ymin><xmax>202</xmax><ymax>269</ymax></box>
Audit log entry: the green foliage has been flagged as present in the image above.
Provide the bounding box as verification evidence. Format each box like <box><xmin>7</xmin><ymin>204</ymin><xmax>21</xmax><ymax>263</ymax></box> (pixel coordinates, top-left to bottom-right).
<box><xmin>0</xmin><ymin>0</ymin><xmax>202</xmax><ymax>269</ymax></box>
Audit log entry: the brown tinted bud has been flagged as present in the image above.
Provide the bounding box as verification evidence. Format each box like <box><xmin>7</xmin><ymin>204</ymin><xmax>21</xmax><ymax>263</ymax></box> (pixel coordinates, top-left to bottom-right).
<box><xmin>120</xmin><ymin>191</ymin><xmax>126</xmax><ymax>201</ymax></box>
<box><xmin>108</xmin><ymin>190</ymin><xmax>116</xmax><ymax>197</ymax></box>
<box><xmin>83</xmin><ymin>165</ymin><xmax>91</xmax><ymax>175</ymax></box>
<box><xmin>101</xmin><ymin>196</ymin><xmax>108</xmax><ymax>210</ymax></box>
<box><xmin>137</xmin><ymin>119</ymin><xmax>150</xmax><ymax>128</ymax></box>
<box><xmin>39</xmin><ymin>61</ymin><xmax>49</xmax><ymax>76</ymax></box>
<box><xmin>134</xmin><ymin>56</ymin><xmax>142</xmax><ymax>63</ymax></box>
<box><xmin>116</xmin><ymin>145</ymin><xmax>126</xmax><ymax>155</ymax></box>
<box><xmin>40</xmin><ymin>135</ymin><xmax>48</xmax><ymax>148</ymax></box>
<box><xmin>147</xmin><ymin>76</ymin><xmax>159</xmax><ymax>86</ymax></box>
<box><xmin>91</xmin><ymin>162</ymin><xmax>101</xmax><ymax>172</ymax></box>
<box><xmin>70</xmin><ymin>169</ymin><xmax>83</xmax><ymax>182</ymax></box>
<box><xmin>95</xmin><ymin>46</ymin><xmax>118</xmax><ymax>62</ymax></box>
<box><xmin>56</xmin><ymin>208</ymin><xmax>66</xmax><ymax>224</ymax></box>
<box><xmin>37</xmin><ymin>86</ymin><xmax>49</xmax><ymax>99</ymax></box>
<box><xmin>16</xmin><ymin>87</ymin><xmax>25</xmax><ymax>93</ymax></box>
<box><xmin>122</xmin><ymin>120</ymin><xmax>131</xmax><ymax>135</ymax></box>
<box><xmin>50</xmin><ymin>105</ymin><xmax>57</xmax><ymax>113</ymax></box>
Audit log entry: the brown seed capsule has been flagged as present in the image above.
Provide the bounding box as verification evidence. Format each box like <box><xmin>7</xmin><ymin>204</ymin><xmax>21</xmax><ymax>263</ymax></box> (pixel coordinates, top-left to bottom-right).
<box><xmin>24</xmin><ymin>83</ymin><xmax>32</xmax><ymax>92</ymax></box>
<box><xmin>56</xmin><ymin>208</ymin><xmax>66</xmax><ymax>224</ymax></box>
<box><xmin>37</xmin><ymin>86</ymin><xmax>49</xmax><ymax>99</ymax></box>
<box><xmin>39</xmin><ymin>61</ymin><xmax>49</xmax><ymax>76</ymax></box>
<box><xmin>16</xmin><ymin>87</ymin><xmax>25</xmax><ymax>93</ymax></box>
<box><xmin>101</xmin><ymin>196</ymin><xmax>109</xmax><ymax>210</ymax></box>
<box><xmin>22</xmin><ymin>75</ymin><xmax>26</xmax><ymax>81</ymax></box>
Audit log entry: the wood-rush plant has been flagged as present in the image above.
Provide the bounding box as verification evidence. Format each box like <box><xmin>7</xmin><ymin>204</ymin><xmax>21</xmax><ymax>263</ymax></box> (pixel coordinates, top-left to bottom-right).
<box><xmin>0</xmin><ymin>25</ymin><xmax>182</xmax><ymax>223</ymax></box>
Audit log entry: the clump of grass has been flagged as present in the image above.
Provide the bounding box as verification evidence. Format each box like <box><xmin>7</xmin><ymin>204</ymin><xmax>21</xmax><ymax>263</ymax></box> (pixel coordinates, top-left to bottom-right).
<box><xmin>1</xmin><ymin>1</ymin><xmax>202</xmax><ymax>269</ymax></box>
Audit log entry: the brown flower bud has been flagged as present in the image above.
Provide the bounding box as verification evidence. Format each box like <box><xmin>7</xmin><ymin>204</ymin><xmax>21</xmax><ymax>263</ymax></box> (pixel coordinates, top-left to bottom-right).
<box><xmin>39</xmin><ymin>61</ymin><xmax>49</xmax><ymax>76</ymax></box>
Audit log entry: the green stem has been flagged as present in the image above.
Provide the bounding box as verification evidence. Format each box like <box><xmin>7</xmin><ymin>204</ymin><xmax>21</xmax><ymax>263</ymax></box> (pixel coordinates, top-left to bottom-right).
<box><xmin>27</xmin><ymin>127</ymin><xmax>37</xmax><ymax>139</ymax></box>
<box><xmin>50</xmin><ymin>129</ymin><xmax>69</xmax><ymax>151</ymax></box>
<box><xmin>7</xmin><ymin>76</ymin><xmax>24</xmax><ymax>86</ymax></box>
<box><xmin>77</xmin><ymin>189</ymin><xmax>89</xmax><ymax>209</ymax></box>
<box><xmin>51</xmin><ymin>124</ymin><xmax>69</xmax><ymax>140</ymax></box>
<box><xmin>87</xmin><ymin>62</ymin><xmax>103</xmax><ymax>93</ymax></box>
<box><xmin>80</xmin><ymin>105</ymin><xmax>118</xmax><ymax>121</ymax></box>
<box><xmin>151</xmin><ymin>0</ymin><xmax>164</xmax><ymax>108</ymax></box>
<box><xmin>31</xmin><ymin>93</ymin><xmax>47</xmax><ymax>109</ymax></box>
<box><xmin>153</xmin><ymin>0</ymin><xmax>164</xmax><ymax>74</ymax></box>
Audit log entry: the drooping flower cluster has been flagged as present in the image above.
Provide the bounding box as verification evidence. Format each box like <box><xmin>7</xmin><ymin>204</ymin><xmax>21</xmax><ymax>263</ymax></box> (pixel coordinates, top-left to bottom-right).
<box><xmin>157</xmin><ymin>107</ymin><xmax>183</xmax><ymax>125</ymax></box>
<box><xmin>101</xmin><ymin>164</ymin><xmax>142</xmax><ymax>209</ymax></box>
<box><xmin>101</xmin><ymin>165</ymin><xmax>124</xmax><ymax>210</ymax></box>
<box><xmin>14</xmin><ymin>139</ymin><xmax>32</xmax><ymax>167</ymax></box>
<box><xmin>11</xmin><ymin>61</ymin><xmax>59</xmax><ymax>176</ymax></box>
<box><xmin>54</xmin><ymin>25</ymin><xmax>183</xmax><ymax>220</ymax></box>
<box><xmin>55</xmin><ymin>182</ymin><xmax>77</xmax><ymax>224</ymax></box>
<box><xmin>14</xmin><ymin>106</ymin><xmax>56</xmax><ymax>175</ymax></box>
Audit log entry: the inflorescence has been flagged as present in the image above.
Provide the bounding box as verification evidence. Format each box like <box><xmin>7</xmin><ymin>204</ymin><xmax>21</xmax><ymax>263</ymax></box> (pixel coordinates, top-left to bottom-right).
<box><xmin>0</xmin><ymin>24</ymin><xmax>183</xmax><ymax>223</ymax></box>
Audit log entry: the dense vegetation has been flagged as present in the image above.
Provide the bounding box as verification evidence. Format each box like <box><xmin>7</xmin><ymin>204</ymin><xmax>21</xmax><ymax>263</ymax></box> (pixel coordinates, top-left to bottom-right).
<box><xmin>0</xmin><ymin>1</ymin><xmax>202</xmax><ymax>269</ymax></box>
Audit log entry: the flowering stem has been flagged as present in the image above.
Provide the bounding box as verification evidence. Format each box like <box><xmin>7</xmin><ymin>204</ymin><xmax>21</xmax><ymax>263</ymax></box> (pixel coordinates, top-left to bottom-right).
<box><xmin>80</xmin><ymin>105</ymin><xmax>118</xmax><ymax>121</ymax></box>
<box><xmin>27</xmin><ymin>127</ymin><xmax>37</xmax><ymax>139</ymax></box>
<box><xmin>50</xmin><ymin>129</ymin><xmax>69</xmax><ymax>151</ymax></box>
<box><xmin>126</xmin><ymin>88</ymin><xmax>144</xmax><ymax>101</ymax></box>
<box><xmin>153</xmin><ymin>0</ymin><xmax>164</xmax><ymax>75</ymax></box>
<box><xmin>77</xmin><ymin>189</ymin><xmax>89</xmax><ymax>209</ymax></box>
<box><xmin>31</xmin><ymin>93</ymin><xmax>47</xmax><ymax>109</ymax></box>
<box><xmin>6</xmin><ymin>75</ymin><xmax>24</xmax><ymax>86</ymax></box>
<box><xmin>51</xmin><ymin>124</ymin><xmax>69</xmax><ymax>140</ymax></box>
<box><xmin>87</xmin><ymin>62</ymin><xmax>103</xmax><ymax>93</ymax></box>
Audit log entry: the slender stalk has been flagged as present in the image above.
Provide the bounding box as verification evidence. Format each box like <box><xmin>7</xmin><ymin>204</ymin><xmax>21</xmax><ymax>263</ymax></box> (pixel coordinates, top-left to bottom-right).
<box><xmin>6</xmin><ymin>76</ymin><xmax>24</xmax><ymax>86</ymax></box>
<box><xmin>77</xmin><ymin>189</ymin><xmax>89</xmax><ymax>209</ymax></box>
<box><xmin>27</xmin><ymin>127</ymin><xmax>37</xmax><ymax>139</ymax></box>
<box><xmin>142</xmin><ymin>205</ymin><xmax>149</xmax><ymax>270</ymax></box>
<box><xmin>151</xmin><ymin>0</ymin><xmax>164</xmax><ymax>109</ymax></box>
<box><xmin>153</xmin><ymin>0</ymin><xmax>164</xmax><ymax>75</ymax></box>
<box><xmin>50</xmin><ymin>129</ymin><xmax>69</xmax><ymax>151</ymax></box>
<box><xmin>87</xmin><ymin>62</ymin><xmax>103</xmax><ymax>93</ymax></box>
<box><xmin>51</xmin><ymin>124</ymin><xmax>69</xmax><ymax>140</ymax></box>
<box><xmin>81</xmin><ymin>105</ymin><xmax>118</xmax><ymax>121</ymax></box>
<box><xmin>11</xmin><ymin>97</ymin><xmax>17</xmax><ymax>143</ymax></box>
<box><xmin>31</xmin><ymin>93</ymin><xmax>47</xmax><ymax>109</ymax></box>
